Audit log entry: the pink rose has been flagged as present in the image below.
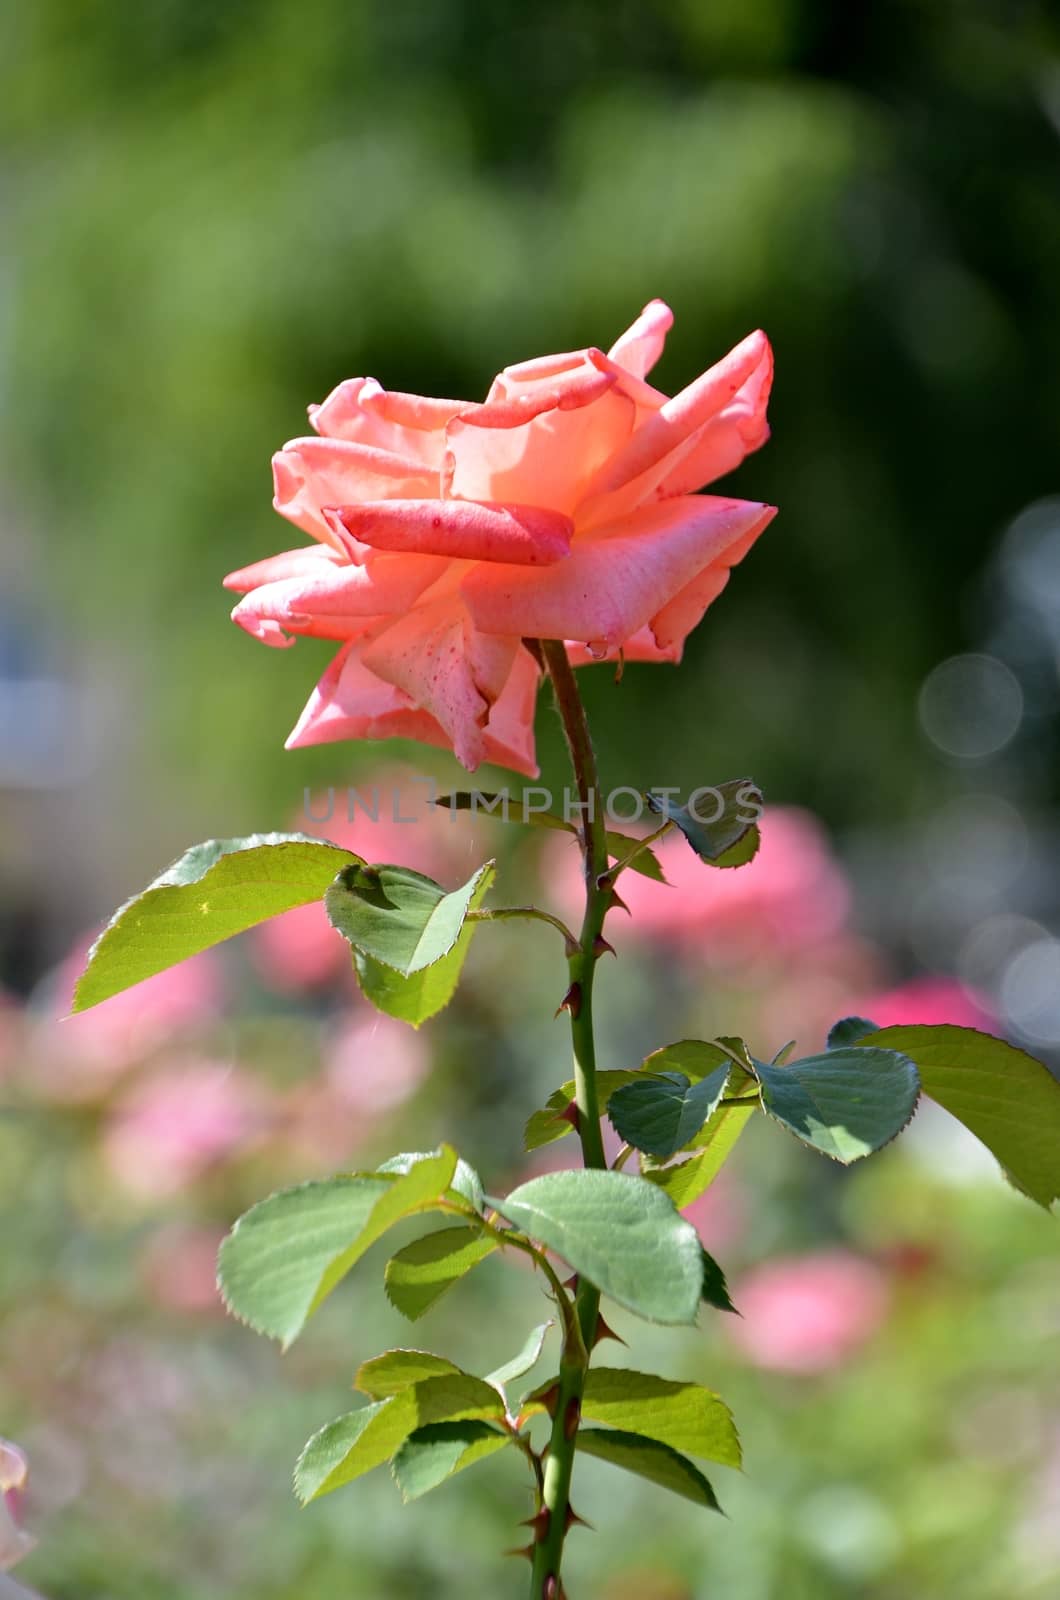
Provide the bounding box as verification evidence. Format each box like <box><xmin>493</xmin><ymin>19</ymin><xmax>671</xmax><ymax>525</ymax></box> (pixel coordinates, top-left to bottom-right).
<box><xmin>727</xmin><ymin>1250</ymin><xmax>889</xmax><ymax>1374</ymax></box>
<box><xmin>227</xmin><ymin>301</ymin><xmax>774</xmax><ymax>774</ymax></box>
<box><xmin>0</xmin><ymin>1441</ymin><xmax>34</xmax><ymax>1572</ymax></box>
<box><xmin>101</xmin><ymin>1060</ymin><xmax>270</xmax><ymax>1198</ymax></box>
<box><xmin>854</xmin><ymin>976</ymin><xmax>995</xmax><ymax>1032</ymax></box>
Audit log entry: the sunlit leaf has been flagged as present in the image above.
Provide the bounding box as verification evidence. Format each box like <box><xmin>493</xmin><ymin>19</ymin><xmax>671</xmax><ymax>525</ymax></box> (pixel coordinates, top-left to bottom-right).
<box><xmin>608</xmin><ymin>1066</ymin><xmax>730</xmax><ymax>1159</ymax></box>
<box><xmin>218</xmin><ymin>1149</ymin><xmax>458</xmax><ymax>1347</ymax></box>
<box><xmin>753</xmin><ymin>1048</ymin><xmax>920</xmax><ymax>1163</ymax></box>
<box><xmin>73</xmin><ymin>835</ymin><xmax>361</xmax><ymax>1011</ymax></box>
<box><xmin>523</xmin><ymin>1070</ymin><xmax>640</xmax><ymax>1152</ymax></box>
<box><xmin>489</xmin><ymin>1170</ymin><xmax>703</xmax><ymax>1325</ymax></box>
<box><xmin>325</xmin><ymin>861</ymin><xmax>494</xmax><ymax>976</ymax></box>
<box><xmin>356</xmin><ymin>1349</ymin><xmax>465</xmax><ymax>1400</ymax></box>
<box><xmin>486</xmin><ymin>1323</ymin><xmax>552</xmax><ymax>1393</ymax></box>
<box><xmin>522</xmin><ymin>1367</ymin><xmax>741</xmax><ymax>1468</ymax></box>
<box><xmin>859</xmin><ymin>1024</ymin><xmax>1060</xmax><ymax>1208</ymax></box>
<box><xmin>391</xmin><ymin>1421</ymin><xmax>512</xmax><ymax>1502</ymax></box>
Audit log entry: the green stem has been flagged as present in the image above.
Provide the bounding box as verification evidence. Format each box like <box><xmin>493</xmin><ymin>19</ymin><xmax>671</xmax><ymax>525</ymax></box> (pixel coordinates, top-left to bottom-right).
<box><xmin>528</xmin><ymin>641</ymin><xmax>612</xmax><ymax>1600</ymax></box>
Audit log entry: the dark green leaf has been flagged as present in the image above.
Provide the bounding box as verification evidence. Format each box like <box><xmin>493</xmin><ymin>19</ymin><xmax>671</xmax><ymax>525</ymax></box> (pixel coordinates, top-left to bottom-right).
<box><xmin>384</xmin><ymin>1227</ymin><xmax>498</xmax><ymax>1321</ymax></box>
<box><xmin>391</xmin><ymin>1422</ymin><xmax>511</xmax><ymax>1502</ymax></box>
<box><xmin>350</xmin><ymin>863</ymin><xmax>495</xmax><ymax>1025</ymax></box>
<box><xmin>608</xmin><ymin>1066</ymin><xmax>730</xmax><ymax>1159</ymax></box>
<box><xmin>73</xmin><ymin>835</ymin><xmax>361</xmax><ymax>1011</ymax></box>
<box><xmin>523</xmin><ymin>1070</ymin><xmax>640</xmax><ymax>1152</ymax></box>
<box><xmin>646</xmin><ymin>779</ymin><xmax>761</xmax><ymax>865</ymax></box>
<box><xmin>295</xmin><ymin>1375</ymin><xmax>505</xmax><ymax>1502</ymax></box>
<box><xmin>641</xmin><ymin>1098</ymin><xmax>755</xmax><ymax>1208</ymax></box>
<box><xmin>577</xmin><ymin>1428</ymin><xmax>721</xmax><ymax>1511</ymax></box>
<box><xmin>859</xmin><ymin>1024</ymin><xmax>1060</xmax><ymax>1208</ymax></box>
<box><xmin>218</xmin><ymin>1149</ymin><xmax>458</xmax><ymax>1347</ymax></box>
<box><xmin>325</xmin><ymin>861</ymin><xmax>493</xmax><ymax>976</ymax></box>
<box><xmin>488</xmin><ymin>1170</ymin><xmax>703</xmax><ymax>1325</ymax></box>
<box><xmin>827</xmin><ymin>1016</ymin><xmax>879</xmax><ymax>1050</ymax></box>
<box><xmin>700</xmin><ymin>1248</ymin><xmax>736</xmax><ymax>1314</ymax></box>
<box><xmin>754</xmin><ymin>1048</ymin><xmax>920</xmax><ymax>1163</ymax></box>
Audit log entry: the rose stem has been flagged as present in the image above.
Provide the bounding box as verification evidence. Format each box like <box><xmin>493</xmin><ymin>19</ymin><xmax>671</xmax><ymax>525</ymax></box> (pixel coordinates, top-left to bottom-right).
<box><xmin>529</xmin><ymin>640</ymin><xmax>611</xmax><ymax>1600</ymax></box>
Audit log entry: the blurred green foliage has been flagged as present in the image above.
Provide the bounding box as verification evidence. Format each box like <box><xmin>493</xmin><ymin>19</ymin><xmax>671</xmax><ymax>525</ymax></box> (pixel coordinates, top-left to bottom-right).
<box><xmin>5</xmin><ymin>0</ymin><xmax>1060</xmax><ymax>853</ymax></box>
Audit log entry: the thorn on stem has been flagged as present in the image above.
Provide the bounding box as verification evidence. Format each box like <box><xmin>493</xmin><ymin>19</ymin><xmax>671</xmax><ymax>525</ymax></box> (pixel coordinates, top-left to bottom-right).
<box><xmin>591</xmin><ymin>1313</ymin><xmax>627</xmax><ymax>1349</ymax></box>
<box><xmin>566</xmin><ymin>1504</ymin><xmax>594</xmax><ymax>1532</ymax></box>
<box><xmin>520</xmin><ymin>1508</ymin><xmax>551</xmax><ymax>1543</ymax></box>
<box><xmin>608</xmin><ymin>887</ymin><xmax>631</xmax><ymax>915</ymax></box>
<box><xmin>592</xmin><ymin>934</ymin><xmax>616</xmax><ymax>960</ymax></box>
<box><xmin>560</xmin><ymin>1102</ymin><xmax>581</xmax><ymax>1132</ymax></box>
<box><xmin>561</xmin><ymin>1272</ymin><xmax>579</xmax><ymax>1293</ymax></box>
<box><xmin>563</xmin><ymin>1396</ymin><xmax>581</xmax><ymax>1442</ymax></box>
<box><xmin>504</xmin><ymin>1544</ymin><xmax>535</xmax><ymax>1563</ymax></box>
<box><xmin>556</xmin><ymin>982</ymin><xmax>581</xmax><ymax>1020</ymax></box>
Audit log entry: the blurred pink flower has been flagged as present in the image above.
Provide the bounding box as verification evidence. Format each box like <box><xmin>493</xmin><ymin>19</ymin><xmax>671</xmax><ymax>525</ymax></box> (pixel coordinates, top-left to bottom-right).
<box><xmin>543</xmin><ymin>806</ymin><xmax>850</xmax><ymax>963</ymax></box>
<box><xmin>139</xmin><ymin>1224</ymin><xmax>227</xmax><ymax>1314</ymax></box>
<box><xmin>0</xmin><ymin>1441</ymin><xmax>34</xmax><ymax>1571</ymax></box>
<box><xmin>251</xmin><ymin>771</ymin><xmax>489</xmax><ymax>992</ymax></box>
<box><xmin>679</xmin><ymin>1167</ymin><xmax>747</xmax><ymax>1255</ymax></box>
<box><xmin>324</xmin><ymin>1012</ymin><xmax>430</xmax><ymax>1115</ymax></box>
<box><xmin>36</xmin><ymin>943</ymin><xmax>222</xmax><ymax>1102</ymax></box>
<box><xmin>727</xmin><ymin>1250</ymin><xmax>889</xmax><ymax>1374</ymax></box>
<box><xmin>101</xmin><ymin>1060</ymin><xmax>271</xmax><ymax>1198</ymax></box>
<box><xmin>855</xmin><ymin>976</ymin><xmax>995</xmax><ymax>1032</ymax></box>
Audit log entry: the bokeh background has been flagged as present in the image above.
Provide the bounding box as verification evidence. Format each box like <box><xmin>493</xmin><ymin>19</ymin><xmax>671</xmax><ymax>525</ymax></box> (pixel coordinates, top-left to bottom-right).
<box><xmin>2</xmin><ymin>3</ymin><xmax>1059</xmax><ymax>1597</ymax></box>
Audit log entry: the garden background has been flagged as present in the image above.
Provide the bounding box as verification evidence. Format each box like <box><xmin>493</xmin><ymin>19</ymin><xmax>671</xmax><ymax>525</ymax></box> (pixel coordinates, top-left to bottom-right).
<box><xmin>2</xmin><ymin>4</ymin><xmax>1059</xmax><ymax>1597</ymax></box>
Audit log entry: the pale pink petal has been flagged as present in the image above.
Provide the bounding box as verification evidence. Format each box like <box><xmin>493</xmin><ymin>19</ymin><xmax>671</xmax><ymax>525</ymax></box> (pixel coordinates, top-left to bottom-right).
<box><xmin>272</xmin><ymin>437</ymin><xmax>439</xmax><ymax>548</ymax></box>
<box><xmin>607</xmin><ymin>298</ymin><xmax>674</xmax><ymax>379</ymax></box>
<box><xmin>565</xmin><ymin>627</ymin><xmax>682</xmax><ymax>666</ymax></box>
<box><xmin>480</xmin><ymin>645</ymin><xmax>541</xmax><ymax>776</ymax></box>
<box><xmin>361</xmin><ymin>598</ymin><xmax>519</xmax><ymax>770</ymax></box>
<box><xmin>462</xmin><ymin>495</ymin><xmax>775</xmax><ymax>648</ymax></box>
<box><xmin>309</xmin><ymin>376</ymin><xmax>463</xmax><ymax>467</ymax></box>
<box><xmin>331</xmin><ymin>498</ymin><xmax>573</xmax><ymax>566</ymax></box>
<box><xmin>446</xmin><ymin>380</ymin><xmax>636</xmax><ymax>517</ymax></box>
<box><xmin>576</xmin><ymin>330</ymin><xmax>772</xmax><ymax>510</ymax></box>
<box><xmin>231</xmin><ymin>553</ymin><xmax>448</xmax><ymax>646</ymax></box>
<box><xmin>648</xmin><ymin>513</ymin><xmax>773</xmax><ymax>652</ymax></box>
<box><xmin>223</xmin><ymin>543</ymin><xmax>344</xmax><ymax>595</ymax></box>
<box><xmin>0</xmin><ymin>1439</ymin><xmax>32</xmax><ymax>1572</ymax></box>
<box><xmin>286</xmin><ymin>642</ymin><xmax>443</xmax><ymax>752</ymax></box>
<box><xmin>655</xmin><ymin>337</ymin><xmax>773</xmax><ymax>497</ymax></box>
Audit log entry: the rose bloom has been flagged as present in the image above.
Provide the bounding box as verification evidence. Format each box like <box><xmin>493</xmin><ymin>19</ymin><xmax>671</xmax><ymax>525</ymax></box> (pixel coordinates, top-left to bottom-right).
<box><xmin>0</xmin><ymin>1440</ymin><xmax>33</xmax><ymax>1572</ymax></box>
<box><xmin>727</xmin><ymin>1250</ymin><xmax>889</xmax><ymax>1375</ymax></box>
<box><xmin>854</xmin><ymin>976</ymin><xmax>995</xmax><ymax>1032</ymax></box>
<box><xmin>226</xmin><ymin>301</ymin><xmax>774</xmax><ymax>775</ymax></box>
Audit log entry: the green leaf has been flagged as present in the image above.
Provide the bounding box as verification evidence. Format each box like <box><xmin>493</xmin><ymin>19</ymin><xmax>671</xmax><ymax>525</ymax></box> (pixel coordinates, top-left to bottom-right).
<box><xmin>523</xmin><ymin>1368</ymin><xmax>741</xmax><ymax>1468</ymax></box>
<box><xmin>72</xmin><ymin>834</ymin><xmax>361</xmax><ymax>1011</ymax></box>
<box><xmin>218</xmin><ymin>1148</ymin><xmax>458</xmax><ymax>1347</ymax></box>
<box><xmin>325</xmin><ymin>861</ymin><xmax>494</xmax><ymax>977</ymax></box>
<box><xmin>523</xmin><ymin>1070</ymin><xmax>640</xmax><ymax>1152</ymax></box>
<box><xmin>608</xmin><ymin>1066</ymin><xmax>730</xmax><ymax>1159</ymax></box>
<box><xmin>646</xmin><ymin>779</ymin><xmax>761</xmax><ymax>865</ymax></box>
<box><xmin>859</xmin><ymin>1024</ymin><xmax>1060</xmax><ymax>1208</ymax></box>
<box><xmin>577</xmin><ymin>1428</ymin><xmax>721</xmax><ymax>1511</ymax></box>
<box><xmin>754</xmin><ymin>1048</ymin><xmax>920</xmax><ymax>1164</ymax></box>
<box><xmin>710</xmin><ymin>825</ymin><xmax>761</xmax><ymax>869</ymax></box>
<box><xmin>295</xmin><ymin>1375</ymin><xmax>506</xmax><ymax>1502</ymax></box>
<box><xmin>351</xmin><ymin>863</ymin><xmax>496</xmax><ymax>1026</ymax></box>
<box><xmin>700</xmin><ymin>1247</ymin><xmax>736</xmax><ymax>1315</ymax></box>
<box><xmin>391</xmin><ymin>1422</ymin><xmax>511</xmax><ymax>1502</ymax></box>
<box><xmin>486</xmin><ymin>1323</ymin><xmax>552</xmax><ymax>1393</ymax></box>
<box><xmin>377</xmin><ymin>1150</ymin><xmax>484</xmax><ymax>1213</ymax></box>
<box><xmin>385</xmin><ymin>1227</ymin><xmax>498</xmax><ymax>1321</ymax></box>
<box><xmin>827</xmin><ymin>1016</ymin><xmax>879</xmax><ymax>1050</ymax></box>
<box><xmin>641</xmin><ymin>1099</ymin><xmax>755</xmax><ymax>1208</ymax></box>
<box><xmin>436</xmin><ymin>794</ymin><xmax>665</xmax><ymax>881</ymax></box>
<box><xmin>356</xmin><ymin>1349</ymin><xmax>465</xmax><ymax>1399</ymax></box>
<box><xmin>488</xmin><ymin>1170</ymin><xmax>704</xmax><ymax>1325</ymax></box>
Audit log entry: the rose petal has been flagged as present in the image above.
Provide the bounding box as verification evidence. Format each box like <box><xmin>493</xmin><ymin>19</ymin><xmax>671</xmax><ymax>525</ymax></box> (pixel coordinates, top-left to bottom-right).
<box><xmin>273</xmin><ymin>437</ymin><xmax>439</xmax><ymax>549</ymax></box>
<box><xmin>607</xmin><ymin>298</ymin><xmax>675</xmax><ymax>380</ymax></box>
<box><xmin>231</xmin><ymin>554</ymin><xmax>448</xmax><ymax>647</ymax></box>
<box><xmin>446</xmin><ymin>361</ymin><xmax>636</xmax><ymax>516</ymax></box>
<box><xmin>331</xmin><ymin>498</ymin><xmax>574</xmax><ymax>566</ymax></box>
<box><xmin>648</xmin><ymin>515</ymin><xmax>772</xmax><ymax>650</ymax></box>
<box><xmin>361</xmin><ymin>598</ymin><xmax>520</xmax><ymax>770</ymax></box>
<box><xmin>309</xmin><ymin>376</ymin><xmax>463</xmax><ymax>467</ymax></box>
<box><xmin>223</xmin><ymin>544</ymin><xmax>344</xmax><ymax>595</ymax></box>
<box><xmin>576</xmin><ymin>329</ymin><xmax>772</xmax><ymax>510</ymax></box>
<box><xmin>565</xmin><ymin>627</ymin><xmax>682</xmax><ymax>666</ymax></box>
<box><xmin>462</xmin><ymin>494</ymin><xmax>776</xmax><ymax>648</ymax></box>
